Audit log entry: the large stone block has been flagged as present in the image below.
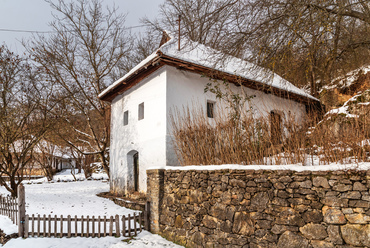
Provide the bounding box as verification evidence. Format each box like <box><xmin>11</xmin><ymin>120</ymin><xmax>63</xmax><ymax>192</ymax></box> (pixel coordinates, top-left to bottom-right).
<box><xmin>310</xmin><ymin>240</ymin><xmax>334</xmax><ymax>248</ymax></box>
<box><xmin>279</xmin><ymin>176</ymin><xmax>293</xmax><ymax>183</ymax></box>
<box><xmin>353</xmin><ymin>182</ymin><xmax>367</xmax><ymax>191</ymax></box>
<box><xmin>189</xmin><ymin>190</ymin><xmax>207</xmax><ymax>204</ymax></box>
<box><xmin>333</xmin><ymin>184</ymin><xmax>352</xmax><ymax>192</ymax></box>
<box><xmin>275</xmin><ymin>207</ymin><xmax>305</xmax><ymax>227</ymax></box>
<box><xmin>209</xmin><ymin>203</ymin><xmax>227</xmax><ymax>220</ymax></box>
<box><xmin>313</xmin><ymin>177</ymin><xmax>330</xmax><ymax>188</ymax></box>
<box><xmin>341</xmin><ymin>224</ymin><xmax>370</xmax><ymax>246</ymax></box>
<box><xmin>272</xmin><ymin>197</ymin><xmax>289</xmax><ymax>207</ymax></box>
<box><xmin>345</xmin><ymin>213</ymin><xmax>370</xmax><ymax>224</ymax></box>
<box><xmin>322</xmin><ymin>206</ymin><xmax>346</xmax><ymax>224</ymax></box>
<box><xmin>220</xmin><ymin>191</ymin><xmax>232</xmax><ymax>205</ymax></box>
<box><xmin>202</xmin><ymin>215</ymin><xmax>218</xmax><ymax>229</ymax></box>
<box><xmin>229</xmin><ymin>179</ymin><xmax>246</xmax><ymax>188</ymax></box>
<box><xmin>349</xmin><ymin>200</ymin><xmax>370</xmax><ymax>208</ymax></box>
<box><xmin>299</xmin><ymin>223</ymin><xmax>327</xmax><ymax>240</ymax></box>
<box><xmin>327</xmin><ymin>225</ymin><xmax>343</xmax><ymax>244</ymax></box>
<box><xmin>300</xmin><ymin>180</ymin><xmax>313</xmax><ymax>188</ymax></box>
<box><xmin>321</xmin><ymin>197</ymin><xmax>348</xmax><ymax>207</ymax></box>
<box><xmin>341</xmin><ymin>191</ymin><xmax>362</xmax><ymax>199</ymax></box>
<box><xmin>251</xmin><ymin>192</ymin><xmax>270</xmax><ymax>210</ymax></box>
<box><xmin>277</xmin><ymin>231</ymin><xmax>309</xmax><ymax>248</ymax></box>
<box><xmin>192</xmin><ymin>231</ymin><xmax>206</xmax><ymax>246</ymax></box>
<box><xmin>220</xmin><ymin>220</ymin><xmax>232</xmax><ymax>233</ymax></box>
<box><xmin>302</xmin><ymin>209</ymin><xmax>323</xmax><ymax>223</ymax></box>
<box><xmin>232</xmin><ymin>211</ymin><xmax>255</xmax><ymax>235</ymax></box>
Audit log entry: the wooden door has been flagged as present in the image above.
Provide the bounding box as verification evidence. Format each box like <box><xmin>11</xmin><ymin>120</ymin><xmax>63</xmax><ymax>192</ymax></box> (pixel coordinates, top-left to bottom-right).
<box><xmin>133</xmin><ymin>152</ymin><xmax>139</xmax><ymax>191</ymax></box>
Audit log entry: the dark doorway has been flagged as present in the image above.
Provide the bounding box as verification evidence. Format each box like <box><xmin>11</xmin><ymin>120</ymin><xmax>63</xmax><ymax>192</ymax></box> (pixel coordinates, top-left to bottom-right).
<box><xmin>270</xmin><ymin>111</ymin><xmax>282</xmax><ymax>145</ymax></box>
<box><xmin>133</xmin><ymin>152</ymin><xmax>139</xmax><ymax>191</ymax></box>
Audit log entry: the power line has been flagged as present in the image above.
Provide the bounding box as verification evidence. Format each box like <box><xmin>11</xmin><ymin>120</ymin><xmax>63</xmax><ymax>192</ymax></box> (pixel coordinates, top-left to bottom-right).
<box><xmin>0</xmin><ymin>25</ymin><xmax>149</xmax><ymax>34</ymax></box>
<box><xmin>0</xmin><ymin>28</ymin><xmax>52</xmax><ymax>34</ymax></box>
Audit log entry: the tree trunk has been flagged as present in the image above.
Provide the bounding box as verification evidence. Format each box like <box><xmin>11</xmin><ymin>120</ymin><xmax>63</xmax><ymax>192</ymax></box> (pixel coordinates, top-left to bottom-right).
<box><xmin>10</xmin><ymin>178</ymin><xmax>18</xmax><ymax>197</ymax></box>
<box><xmin>100</xmin><ymin>151</ymin><xmax>110</xmax><ymax>178</ymax></box>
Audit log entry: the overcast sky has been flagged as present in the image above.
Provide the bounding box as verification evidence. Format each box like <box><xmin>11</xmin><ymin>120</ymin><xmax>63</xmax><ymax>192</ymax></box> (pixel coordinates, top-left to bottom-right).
<box><xmin>0</xmin><ymin>0</ymin><xmax>165</xmax><ymax>53</ymax></box>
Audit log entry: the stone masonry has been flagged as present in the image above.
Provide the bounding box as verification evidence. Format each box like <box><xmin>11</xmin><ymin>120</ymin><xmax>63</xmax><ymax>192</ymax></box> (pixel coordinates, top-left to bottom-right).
<box><xmin>146</xmin><ymin>169</ymin><xmax>370</xmax><ymax>248</ymax></box>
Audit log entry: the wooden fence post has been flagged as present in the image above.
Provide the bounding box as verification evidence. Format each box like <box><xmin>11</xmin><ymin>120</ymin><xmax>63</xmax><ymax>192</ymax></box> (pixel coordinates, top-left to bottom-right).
<box><xmin>24</xmin><ymin>215</ymin><xmax>29</xmax><ymax>238</ymax></box>
<box><xmin>17</xmin><ymin>184</ymin><xmax>26</xmax><ymax>237</ymax></box>
<box><xmin>115</xmin><ymin>215</ymin><xmax>120</xmax><ymax>237</ymax></box>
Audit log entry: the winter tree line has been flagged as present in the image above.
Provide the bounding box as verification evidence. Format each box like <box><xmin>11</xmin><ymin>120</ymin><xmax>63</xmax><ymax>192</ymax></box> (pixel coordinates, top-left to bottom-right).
<box><xmin>1</xmin><ymin>0</ymin><xmax>370</xmax><ymax>196</ymax></box>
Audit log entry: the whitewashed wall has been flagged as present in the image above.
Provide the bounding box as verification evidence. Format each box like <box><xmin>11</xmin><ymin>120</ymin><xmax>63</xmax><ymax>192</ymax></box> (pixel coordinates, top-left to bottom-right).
<box><xmin>165</xmin><ymin>66</ymin><xmax>306</xmax><ymax>166</ymax></box>
<box><xmin>109</xmin><ymin>65</ymin><xmax>307</xmax><ymax>194</ymax></box>
<box><xmin>110</xmin><ymin>67</ymin><xmax>167</xmax><ymax>194</ymax></box>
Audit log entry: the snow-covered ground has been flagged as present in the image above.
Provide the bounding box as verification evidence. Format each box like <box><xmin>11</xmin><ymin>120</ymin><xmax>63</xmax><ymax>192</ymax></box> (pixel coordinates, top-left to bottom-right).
<box><xmin>0</xmin><ymin>170</ymin><xmax>183</xmax><ymax>248</ymax></box>
<box><xmin>0</xmin><ymin>216</ymin><xmax>17</xmax><ymax>235</ymax></box>
<box><xmin>4</xmin><ymin>231</ymin><xmax>183</xmax><ymax>248</ymax></box>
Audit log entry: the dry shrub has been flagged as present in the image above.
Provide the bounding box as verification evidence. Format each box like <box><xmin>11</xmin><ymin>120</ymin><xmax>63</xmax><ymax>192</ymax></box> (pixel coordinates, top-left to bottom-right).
<box><xmin>309</xmin><ymin>111</ymin><xmax>370</xmax><ymax>164</ymax></box>
<box><xmin>171</xmin><ymin>104</ymin><xmax>370</xmax><ymax>166</ymax></box>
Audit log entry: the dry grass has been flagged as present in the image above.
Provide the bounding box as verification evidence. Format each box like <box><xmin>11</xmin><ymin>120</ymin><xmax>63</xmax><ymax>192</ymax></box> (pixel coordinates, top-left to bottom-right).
<box><xmin>170</xmin><ymin>105</ymin><xmax>370</xmax><ymax>166</ymax></box>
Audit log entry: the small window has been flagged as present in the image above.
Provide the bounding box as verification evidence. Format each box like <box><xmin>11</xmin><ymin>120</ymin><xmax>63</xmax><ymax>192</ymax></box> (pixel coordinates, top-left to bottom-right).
<box><xmin>138</xmin><ymin>102</ymin><xmax>144</xmax><ymax>120</ymax></box>
<box><xmin>207</xmin><ymin>101</ymin><xmax>215</xmax><ymax>118</ymax></box>
<box><xmin>124</xmin><ymin>111</ymin><xmax>129</xmax><ymax>126</ymax></box>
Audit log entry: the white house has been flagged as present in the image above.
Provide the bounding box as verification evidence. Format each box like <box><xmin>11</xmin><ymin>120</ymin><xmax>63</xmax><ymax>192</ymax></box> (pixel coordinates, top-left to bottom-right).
<box><xmin>33</xmin><ymin>140</ymin><xmax>77</xmax><ymax>171</ymax></box>
<box><xmin>99</xmin><ymin>32</ymin><xmax>322</xmax><ymax>195</ymax></box>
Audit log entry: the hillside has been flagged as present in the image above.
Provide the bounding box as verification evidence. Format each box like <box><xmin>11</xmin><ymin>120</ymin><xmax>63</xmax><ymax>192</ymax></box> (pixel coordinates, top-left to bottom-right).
<box><xmin>320</xmin><ymin>65</ymin><xmax>370</xmax><ymax>108</ymax></box>
<box><xmin>305</xmin><ymin>68</ymin><xmax>370</xmax><ymax>164</ymax></box>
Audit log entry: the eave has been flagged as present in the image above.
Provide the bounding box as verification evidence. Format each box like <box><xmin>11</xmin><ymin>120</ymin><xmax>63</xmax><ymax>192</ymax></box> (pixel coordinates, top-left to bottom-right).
<box><xmin>100</xmin><ymin>52</ymin><xmax>321</xmax><ymax>109</ymax></box>
<box><xmin>99</xmin><ymin>55</ymin><xmax>163</xmax><ymax>102</ymax></box>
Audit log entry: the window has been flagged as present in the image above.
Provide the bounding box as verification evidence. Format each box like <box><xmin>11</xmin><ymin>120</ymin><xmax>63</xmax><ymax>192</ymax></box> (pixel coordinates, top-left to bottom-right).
<box><xmin>124</xmin><ymin>111</ymin><xmax>129</xmax><ymax>126</ymax></box>
<box><xmin>207</xmin><ymin>101</ymin><xmax>215</xmax><ymax>118</ymax></box>
<box><xmin>138</xmin><ymin>102</ymin><xmax>144</xmax><ymax>120</ymax></box>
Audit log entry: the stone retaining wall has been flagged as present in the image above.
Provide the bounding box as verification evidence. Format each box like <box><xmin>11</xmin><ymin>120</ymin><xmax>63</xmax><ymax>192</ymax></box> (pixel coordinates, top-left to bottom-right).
<box><xmin>146</xmin><ymin>169</ymin><xmax>370</xmax><ymax>247</ymax></box>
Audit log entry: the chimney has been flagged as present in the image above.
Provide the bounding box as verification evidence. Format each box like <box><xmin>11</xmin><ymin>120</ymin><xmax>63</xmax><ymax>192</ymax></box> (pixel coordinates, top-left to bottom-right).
<box><xmin>177</xmin><ymin>14</ymin><xmax>181</xmax><ymax>51</ymax></box>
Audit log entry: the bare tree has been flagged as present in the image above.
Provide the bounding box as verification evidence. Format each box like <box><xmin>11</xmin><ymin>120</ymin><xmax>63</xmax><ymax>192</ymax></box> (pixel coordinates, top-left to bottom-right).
<box><xmin>143</xmin><ymin>0</ymin><xmax>238</xmax><ymax>50</ymax></box>
<box><xmin>225</xmin><ymin>0</ymin><xmax>370</xmax><ymax>96</ymax></box>
<box><xmin>114</xmin><ymin>28</ymin><xmax>161</xmax><ymax>79</ymax></box>
<box><xmin>147</xmin><ymin>0</ymin><xmax>370</xmax><ymax>97</ymax></box>
<box><xmin>0</xmin><ymin>45</ymin><xmax>55</xmax><ymax>196</ymax></box>
<box><xmin>307</xmin><ymin>1</ymin><xmax>370</xmax><ymax>24</ymax></box>
<box><xmin>26</xmin><ymin>0</ymin><xmax>133</xmax><ymax>176</ymax></box>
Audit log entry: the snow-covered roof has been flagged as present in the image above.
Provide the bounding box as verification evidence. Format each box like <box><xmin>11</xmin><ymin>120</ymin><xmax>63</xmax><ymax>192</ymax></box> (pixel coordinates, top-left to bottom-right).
<box><xmin>35</xmin><ymin>140</ymin><xmax>74</xmax><ymax>159</ymax></box>
<box><xmin>99</xmin><ymin>32</ymin><xmax>319</xmax><ymax>102</ymax></box>
<box><xmin>11</xmin><ymin>139</ymin><xmax>73</xmax><ymax>159</ymax></box>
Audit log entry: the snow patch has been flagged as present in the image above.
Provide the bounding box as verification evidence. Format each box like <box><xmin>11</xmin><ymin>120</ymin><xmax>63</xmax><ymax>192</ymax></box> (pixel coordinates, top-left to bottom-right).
<box><xmin>0</xmin><ymin>216</ymin><xmax>18</xmax><ymax>235</ymax></box>
<box><xmin>4</xmin><ymin>231</ymin><xmax>184</xmax><ymax>248</ymax></box>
